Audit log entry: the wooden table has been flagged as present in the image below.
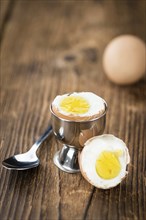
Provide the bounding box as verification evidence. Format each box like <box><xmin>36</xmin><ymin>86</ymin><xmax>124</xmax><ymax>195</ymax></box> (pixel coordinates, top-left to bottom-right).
<box><xmin>0</xmin><ymin>0</ymin><xmax>145</xmax><ymax>219</ymax></box>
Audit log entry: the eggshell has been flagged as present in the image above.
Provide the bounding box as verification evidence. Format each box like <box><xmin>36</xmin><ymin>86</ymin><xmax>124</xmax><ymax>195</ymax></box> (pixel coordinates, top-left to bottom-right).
<box><xmin>103</xmin><ymin>35</ymin><xmax>146</xmax><ymax>85</ymax></box>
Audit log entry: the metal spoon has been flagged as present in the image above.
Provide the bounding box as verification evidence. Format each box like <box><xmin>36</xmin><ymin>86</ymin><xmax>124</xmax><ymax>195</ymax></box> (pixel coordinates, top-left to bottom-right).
<box><xmin>2</xmin><ymin>125</ymin><xmax>52</xmax><ymax>170</ymax></box>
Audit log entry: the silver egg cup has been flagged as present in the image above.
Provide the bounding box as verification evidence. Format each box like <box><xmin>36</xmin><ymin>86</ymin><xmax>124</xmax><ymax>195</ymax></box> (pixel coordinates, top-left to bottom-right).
<box><xmin>50</xmin><ymin>100</ymin><xmax>107</xmax><ymax>173</ymax></box>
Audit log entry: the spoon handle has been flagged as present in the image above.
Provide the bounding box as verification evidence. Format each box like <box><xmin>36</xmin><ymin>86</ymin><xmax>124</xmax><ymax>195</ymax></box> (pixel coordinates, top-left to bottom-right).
<box><xmin>29</xmin><ymin>125</ymin><xmax>52</xmax><ymax>153</ymax></box>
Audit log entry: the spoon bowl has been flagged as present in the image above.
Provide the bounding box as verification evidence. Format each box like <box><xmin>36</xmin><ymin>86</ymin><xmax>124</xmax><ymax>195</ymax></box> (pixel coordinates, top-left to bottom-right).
<box><xmin>2</xmin><ymin>152</ymin><xmax>39</xmax><ymax>170</ymax></box>
<box><xmin>2</xmin><ymin>126</ymin><xmax>52</xmax><ymax>170</ymax></box>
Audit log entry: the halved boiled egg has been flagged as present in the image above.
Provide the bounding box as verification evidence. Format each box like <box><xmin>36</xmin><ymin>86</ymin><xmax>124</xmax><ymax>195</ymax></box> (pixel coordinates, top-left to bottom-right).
<box><xmin>79</xmin><ymin>134</ymin><xmax>130</xmax><ymax>189</ymax></box>
<box><xmin>52</xmin><ymin>92</ymin><xmax>106</xmax><ymax>121</ymax></box>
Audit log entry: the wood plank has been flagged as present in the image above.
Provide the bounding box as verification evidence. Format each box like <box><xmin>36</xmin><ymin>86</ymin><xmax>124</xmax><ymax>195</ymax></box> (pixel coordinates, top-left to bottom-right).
<box><xmin>0</xmin><ymin>0</ymin><xmax>16</xmax><ymax>44</ymax></box>
<box><xmin>0</xmin><ymin>0</ymin><xmax>10</xmax><ymax>28</ymax></box>
<box><xmin>0</xmin><ymin>0</ymin><xmax>145</xmax><ymax>220</ymax></box>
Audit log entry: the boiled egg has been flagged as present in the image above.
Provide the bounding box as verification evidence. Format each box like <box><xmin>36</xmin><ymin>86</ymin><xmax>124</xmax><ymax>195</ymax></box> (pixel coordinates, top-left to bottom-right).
<box><xmin>103</xmin><ymin>35</ymin><xmax>146</xmax><ymax>85</ymax></box>
<box><xmin>79</xmin><ymin>134</ymin><xmax>130</xmax><ymax>189</ymax></box>
<box><xmin>51</xmin><ymin>92</ymin><xmax>106</xmax><ymax>121</ymax></box>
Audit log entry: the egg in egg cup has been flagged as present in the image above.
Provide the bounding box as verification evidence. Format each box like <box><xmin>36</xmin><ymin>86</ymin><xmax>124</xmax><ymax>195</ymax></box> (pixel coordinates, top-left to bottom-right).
<box><xmin>50</xmin><ymin>92</ymin><xmax>107</xmax><ymax>173</ymax></box>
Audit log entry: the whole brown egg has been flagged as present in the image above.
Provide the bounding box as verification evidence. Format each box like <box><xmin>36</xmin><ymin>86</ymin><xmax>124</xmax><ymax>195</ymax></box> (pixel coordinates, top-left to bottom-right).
<box><xmin>103</xmin><ymin>35</ymin><xmax>146</xmax><ymax>85</ymax></box>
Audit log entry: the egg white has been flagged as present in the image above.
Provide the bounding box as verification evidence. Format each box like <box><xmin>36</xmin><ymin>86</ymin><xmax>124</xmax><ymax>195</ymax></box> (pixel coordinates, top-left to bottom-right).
<box><xmin>79</xmin><ymin>134</ymin><xmax>130</xmax><ymax>189</ymax></box>
<box><xmin>52</xmin><ymin>92</ymin><xmax>105</xmax><ymax>117</ymax></box>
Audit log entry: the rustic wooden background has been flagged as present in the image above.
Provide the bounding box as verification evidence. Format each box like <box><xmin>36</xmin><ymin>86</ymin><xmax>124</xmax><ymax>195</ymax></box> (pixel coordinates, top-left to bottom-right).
<box><xmin>0</xmin><ymin>0</ymin><xmax>145</xmax><ymax>220</ymax></box>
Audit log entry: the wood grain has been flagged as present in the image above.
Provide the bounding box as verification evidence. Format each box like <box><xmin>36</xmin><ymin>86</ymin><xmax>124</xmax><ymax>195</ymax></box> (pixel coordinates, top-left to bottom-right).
<box><xmin>0</xmin><ymin>0</ymin><xmax>16</xmax><ymax>44</ymax></box>
<box><xmin>0</xmin><ymin>0</ymin><xmax>146</xmax><ymax>220</ymax></box>
<box><xmin>0</xmin><ymin>0</ymin><xmax>10</xmax><ymax>29</ymax></box>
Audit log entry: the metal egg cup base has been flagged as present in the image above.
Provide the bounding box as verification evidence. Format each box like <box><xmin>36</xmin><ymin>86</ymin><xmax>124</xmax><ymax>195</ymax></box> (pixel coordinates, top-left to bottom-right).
<box><xmin>53</xmin><ymin>144</ymin><xmax>80</xmax><ymax>173</ymax></box>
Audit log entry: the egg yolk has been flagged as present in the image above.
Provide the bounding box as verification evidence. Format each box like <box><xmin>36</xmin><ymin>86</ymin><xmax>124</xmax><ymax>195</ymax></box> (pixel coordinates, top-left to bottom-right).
<box><xmin>95</xmin><ymin>151</ymin><xmax>121</xmax><ymax>179</ymax></box>
<box><xmin>60</xmin><ymin>96</ymin><xmax>90</xmax><ymax>114</ymax></box>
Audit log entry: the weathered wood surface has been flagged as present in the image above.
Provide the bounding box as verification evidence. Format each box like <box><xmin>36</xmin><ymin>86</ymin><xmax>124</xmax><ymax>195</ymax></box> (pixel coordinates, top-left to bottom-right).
<box><xmin>0</xmin><ymin>0</ymin><xmax>145</xmax><ymax>220</ymax></box>
<box><xmin>0</xmin><ymin>0</ymin><xmax>14</xmax><ymax>43</ymax></box>
<box><xmin>0</xmin><ymin>0</ymin><xmax>10</xmax><ymax>28</ymax></box>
